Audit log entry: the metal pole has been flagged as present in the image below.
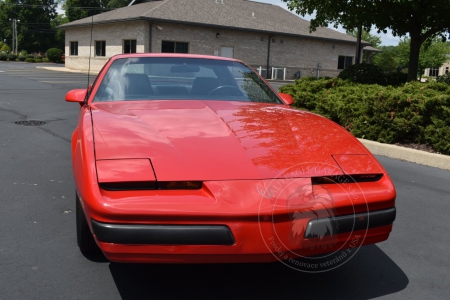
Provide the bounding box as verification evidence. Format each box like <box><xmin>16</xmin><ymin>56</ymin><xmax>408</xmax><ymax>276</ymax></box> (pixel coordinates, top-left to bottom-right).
<box><xmin>14</xmin><ymin>19</ymin><xmax>17</xmax><ymax>55</ymax></box>
<box><xmin>15</xmin><ymin>19</ymin><xmax>18</xmax><ymax>55</ymax></box>
<box><xmin>355</xmin><ymin>25</ymin><xmax>362</xmax><ymax>64</ymax></box>
<box><xmin>12</xmin><ymin>19</ymin><xmax>15</xmax><ymax>55</ymax></box>
<box><xmin>266</xmin><ymin>35</ymin><xmax>273</xmax><ymax>79</ymax></box>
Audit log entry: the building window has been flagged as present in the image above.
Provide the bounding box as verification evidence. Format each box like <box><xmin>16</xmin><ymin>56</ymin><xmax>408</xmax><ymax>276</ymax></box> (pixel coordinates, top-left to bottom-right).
<box><xmin>123</xmin><ymin>40</ymin><xmax>137</xmax><ymax>53</ymax></box>
<box><xmin>95</xmin><ymin>41</ymin><xmax>106</xmax><ymax>56</ymax></box>
<box><xmin>429</xmin><ymin>68</ymin><xmax>439</xmax><ymax>77</ymax></box>
<box><xmin>338</xmin><ymin>56</ymin><xmax>353</xmax><ymax>69</ymax></box>
<box><xmin>161</xmin><ymin>41</ymin><xmax>189</xmax><ymax>53</ymax></box>
<box><xmin>445</xmin><ymin>67</ymin><xmax>449</xmax><ymax>74</ymax></box>
<box><xmin>70</xmin><ymin>41</ymin><xmax>78</xmax><ymax>56</ymax></box>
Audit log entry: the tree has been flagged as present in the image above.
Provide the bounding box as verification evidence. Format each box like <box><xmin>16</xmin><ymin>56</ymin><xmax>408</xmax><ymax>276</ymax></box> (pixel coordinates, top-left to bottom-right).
<box><xmin>372</xmin><ymin>46</ymin><xmax>400</xmax><ymax>74</ymax></box>
<box><xmin>0</xmin><ymin>0</ymin><xmax>58</xmax><ymax>53</ymax></box>
<box><xmin>62</xmin><ymin>0</ymin><xmax>107</xmax><ymax>22</ymax></box>
<box><xmin>51</xmin><ymin>14</ymin><xmax>69</xmax><ymax>50</ymax></box>
<box><xmin>282</xmin><ymin>0</ymin><xmax>450</xmax><ymax>81</ymax></box>
<box><xmin>397</xmin><ymin>37</ymin><xmax>450</xmax><ymax>79</ymax></box>
<box><xmin>107</xmin><ymin>0</ymin><xmax>129</xmax><ymax>9</ymax></box>
<box><xmin>346</xmin><ymin>29</ymin><xmax>381</xmax><ymax>48</ymax></box>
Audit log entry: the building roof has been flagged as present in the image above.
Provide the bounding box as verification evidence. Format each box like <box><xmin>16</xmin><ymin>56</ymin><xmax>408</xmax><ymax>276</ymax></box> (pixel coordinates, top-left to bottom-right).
<box><xmin>59</xmin><ymin>0</ymin><xmax>366</xmax><ymax>45</ymax></box>
<box><xmin>363</xmin><ymin>46</ymin><xmax>382</xmax><ymax>53</ymax></box>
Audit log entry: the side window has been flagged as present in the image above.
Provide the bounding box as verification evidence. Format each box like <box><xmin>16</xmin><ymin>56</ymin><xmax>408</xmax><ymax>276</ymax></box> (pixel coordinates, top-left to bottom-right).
<box><xmin>161</xmin><ymin>41</ymin><xmax>189</xmax><ymax>53</ymax></box>
<box><xmin>95</xmin><ymin>41</ymin><xmax>106</xmax><ymax>56</ymax></box>
<box><xmin>123</xmin><ymin>40</ymin><xmax>137</xmax><ymax>53</ymax></box>
<box><xmin>70</xmin><ymin>41</ymin><xmax>78</xmax><ymax>56</ymax></box>
<box><xmin>338</xmin><ymin>55</ymin><xmax>353</xmax><ymax>69</ymax></box>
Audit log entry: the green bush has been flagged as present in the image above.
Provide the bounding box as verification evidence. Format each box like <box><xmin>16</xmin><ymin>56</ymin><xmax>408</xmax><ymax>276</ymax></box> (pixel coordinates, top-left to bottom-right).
<box><xmin>26</xmin><ymin>54</ymin><xmax>34</xmax><ymax>59</ymax></box>
<box><xmin>25</xmin><ymin>58</ymin><xmax>35</xmax><ymax>63</ymax></box>
<box><xmin>46</xmin><ymin>48</ymin><xmax>63</xmax><ymax>62</ymax></box>
<box><xmin>338</xmin><ymin>63</ymin><xmax>386</xmax><ymax>85</ymax></box>
<box><xmin>19</xmin><ymin>50</ymin><xmax>27</xmax><ymax>56</ymax></box>
<box><xmin>385</xmin><ymin>72</ymin><xmax>408</xmax><ymax>86</ymax></box>
<box><xmin>42</xmin><ymin>58</ymin><xmax>49</xmax><ymax>62</ymax></box>
<box><xmin>0</xmin><ymin>53</ymin><xmax>7</xmax><ymax>61</ymax></box>
<box><xmin>18</xmin><ymin>55</ymin><xmax>26</xmax><ymax>61</ymax></box>
<box><xmin>35</xmin><ymin>55</ymin><xmax>42</xmax><ymax>60</ymax></box>
<box><xmin>436</xmin><ymin>73</ymin><xmax>450</xmax><ymax>85</ymax></box>
<box><xmin>7</xmin><ymin>54</ymin><xmax>17</xmax><ymax>61</ymax></box>
<box><xmin>35</xmin><ymin>58</ymin><xmax>42</xmax><ymax>63</ymax></box>
<box><xmin>279</xmin><ymin>77</ymin><xmax>450</xmax><ymax>154</ymax></box>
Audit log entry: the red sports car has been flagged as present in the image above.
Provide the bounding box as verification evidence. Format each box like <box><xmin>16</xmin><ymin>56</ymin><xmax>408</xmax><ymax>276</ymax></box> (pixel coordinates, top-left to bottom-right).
<box><xmin>66</xmin><ymin>53</ymin><xmax>396</xmax><ymax>265</ymax></box>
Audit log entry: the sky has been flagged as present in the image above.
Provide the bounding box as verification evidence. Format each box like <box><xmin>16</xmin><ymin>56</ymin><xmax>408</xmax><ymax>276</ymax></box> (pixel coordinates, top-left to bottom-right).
<box><xmin>256</xmin><ymin>0</ymin><xmax>401</xmax><ymax>46</ymax></box>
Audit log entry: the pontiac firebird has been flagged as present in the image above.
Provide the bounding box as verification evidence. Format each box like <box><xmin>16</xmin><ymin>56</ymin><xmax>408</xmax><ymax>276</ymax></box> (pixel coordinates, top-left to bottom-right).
<box><xmin>67</xmin><ymin>53</ymin><xmax>396</xmax><ymax>263</ymax></box>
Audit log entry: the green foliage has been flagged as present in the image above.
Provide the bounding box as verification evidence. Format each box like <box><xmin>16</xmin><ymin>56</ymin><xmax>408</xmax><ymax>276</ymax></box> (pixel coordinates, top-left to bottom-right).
<box><xmin>26</xmin><ymin>54</ymin><xmax>35</xmax><ymax>59</ymax></box>
<box><xmin>385</xmin><ymin>72</ymin><xmax>408</xmax><ymax>86</ymax></box>
<box><xmin>18</xmin><ymin>55</ymin><xmax>27</xmax><ymax>61</ymax></box>
<box><xmin>347</xmin><ymin>28</ymin><xmax>381</xmax><ymax>48</ymax></box>
<box><xmin>282</xmin><ymin>0</ymin><xmax>450</xmax><ymax>81</ymax></box>
<box><xmin>0</xmin><ymin>54</ymin><xmax>7</xmax><ymax>61</ymax></box>
<box><xmin>279</xmin><ymin>77</ymin><xmax>450</xmax><ymax>154</ymax></box>
<box><xmin>35</xmin><ymin>55</ymin><xmax>43</xmax><ymax>59</ymax></box>
<box><xmin>436</xmin><ymin>73</ymin><xmax>450</xmax><ymax>85</ymax></box>
<box><xmin>35</xmin><ymin>58</ymin><xmax>43</xmax><ymax>63</ymax></box>
<box><xmin>0</xmin><ymin>0</ymin><xmax>58</xmax><ymax>53</ymax></box>
<box><xmin>46</xmin><ymin>48</ymin><xmax>63</xmax><ymax>62</ymax></box>
<box><xmin>62</xmin><ymin>0</ymin><xmax>108</xmax><ymax>22</ymax></box>
<box><xmin>7</xmin><ymin>54</ymin><xmax>17</xmax><ymax>61</ymax></box>
<box><xmin>19</xmin><ymin>50</ymin><xmax>28</xmax><ymax>56</ymax></box>
<box><xmin>25</xmin><ymin>58</ymin><xmax>35</xmax><ymax>63</ymax></box>
<box><xmin>373</xmin><ymin>47</ymin><xmax>400</xmax><ymax>73</ymax></box>
<box><xmin>42</xmin><ymin>58</ymin><xmax>50</xmax><ymax>62</ymax></box>
<box><xmin>338</xmin><ymin>63</ymin><xmax>386</xmax><ymax>85</ymax></box>
<box><xmin>1</xmin><ymin>44</ymin><xmax>11</xmax><ymax>53</ymax></box>
<box><xmin>397</xmin><ymin>37</ymin><xmax>450</xmax><ymax>76</ymax></box>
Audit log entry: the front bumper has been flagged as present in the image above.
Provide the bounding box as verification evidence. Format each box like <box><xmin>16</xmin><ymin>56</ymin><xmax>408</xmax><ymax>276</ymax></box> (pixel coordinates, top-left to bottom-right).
<box><xmin>91</xmin><ymin>207</ymin><xmax>396</xmax><ymax>263</ymax></box>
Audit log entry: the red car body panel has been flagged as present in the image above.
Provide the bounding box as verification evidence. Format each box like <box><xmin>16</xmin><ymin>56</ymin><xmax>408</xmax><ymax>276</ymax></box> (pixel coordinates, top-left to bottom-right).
<box><xmin>69</xmin><ymin>53</ymin><xmax>396</xmax><ymax>263</ymax></box>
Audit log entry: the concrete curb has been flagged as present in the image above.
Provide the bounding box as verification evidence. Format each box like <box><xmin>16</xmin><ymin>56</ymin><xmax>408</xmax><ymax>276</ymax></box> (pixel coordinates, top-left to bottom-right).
<box><xmin>36</xmin><ymin>66</ymin><xmax>99</xmax><ymax>75</ymax></box>
<box><xmin>359</xmin><ymin>139</ymin><xmax>450</xmax><ymax>171</ymax></box>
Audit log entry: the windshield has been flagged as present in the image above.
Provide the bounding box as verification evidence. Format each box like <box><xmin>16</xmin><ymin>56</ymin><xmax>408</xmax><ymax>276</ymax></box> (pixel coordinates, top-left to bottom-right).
<box><xmin>93</xmin><ymin>57</ymin><xmax>282</xmax><ymax>104</ymax></box>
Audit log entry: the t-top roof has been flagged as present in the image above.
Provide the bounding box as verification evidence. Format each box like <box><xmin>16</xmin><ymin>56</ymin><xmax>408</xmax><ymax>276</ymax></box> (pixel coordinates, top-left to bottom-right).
<box><xmin>59</xmin><ymin>0</ymin><xmax>364</xmax><ymax>44</ymax></box>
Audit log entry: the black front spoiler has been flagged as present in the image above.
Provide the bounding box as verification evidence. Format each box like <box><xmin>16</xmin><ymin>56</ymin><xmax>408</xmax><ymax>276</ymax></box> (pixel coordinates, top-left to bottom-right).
<box><xmin>92</xmin><ymin>220</ymin><xmax>235</xmax><ymax>245</ymax></box>
<box><xmin>304</xmin><ymin>207</ymin><xmax>396</xmax><ymax>238</ymax></box>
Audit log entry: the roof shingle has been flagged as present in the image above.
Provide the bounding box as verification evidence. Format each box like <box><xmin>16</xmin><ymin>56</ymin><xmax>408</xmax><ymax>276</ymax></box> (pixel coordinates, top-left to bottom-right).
<box><xmin>59</xmin><ymin>0</ymin><xmax>362</xmax><ymax>44</ymax></box>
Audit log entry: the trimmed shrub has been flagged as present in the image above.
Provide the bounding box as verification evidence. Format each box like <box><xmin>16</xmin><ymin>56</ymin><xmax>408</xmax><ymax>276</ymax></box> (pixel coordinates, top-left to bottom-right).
<box><xmin>35</xmin><ymin>58</ymin><xmax>43</xmax><ymax>63</ymax></box>
<box><xmin>0</xmin><ymin>53</ymin><xmax>7</xmax><ymax>61</ymax></box>
<box><xmin>18</xmin><ymin>55</ymin><xmax>26</xmax><ymax>61</ymax></box>
<box><xmin>436</xmin><ymin>72</ymin><xmax>450</xmax><ymax>85</ymax></box>
<box><xmin>35</xmin><ymin>55</ymin><xmax>43</xmax><ymax>60</ymax></box>
<box><xmin>42</xmin><ymin>58</ymin><xmax>49</xmax><ymax>62</ymax></box>
<box><xmin>19</xmin><ymin>50</ymin><xmax>27</xmax><ymax>56</ymax></box>
<box><xmin>7</xmin><ymin>54</ymin><xmax>17</xmax><ymax>61</ymax></box>
<box><xmin>385</xmin><ymin>72</ymin><xmax>408</xmax><ymax>86</ymax></box>
<box><xmin>46</xmin><ymin>48</ymin><xmax>63</xmax><ymax>62</ymax></box>
<box><xmin>338</xmin><ymin>63</ymin><xmax>386</xmax><ymax>85</ymax></box>
<box><xmin>279</xmin><ymin>77</ymin><xmax>450</xmax><ymax>154</ymax></box>
<box><xmin>25</xmin><ymin>58</ymin><xmax>35</xmax><ymax>63</ymax></box>
<box><xmin>26</xmin><ymin>54</ymin><xmax>34</xmax><ymax>59</ymax></box>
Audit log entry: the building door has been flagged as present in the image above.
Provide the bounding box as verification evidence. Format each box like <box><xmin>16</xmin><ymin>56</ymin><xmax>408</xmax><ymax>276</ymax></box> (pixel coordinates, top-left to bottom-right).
<box><xmin>221</xmin><ymin>46</ymin><xmax>234</xmax><ymax>58</ymax></box>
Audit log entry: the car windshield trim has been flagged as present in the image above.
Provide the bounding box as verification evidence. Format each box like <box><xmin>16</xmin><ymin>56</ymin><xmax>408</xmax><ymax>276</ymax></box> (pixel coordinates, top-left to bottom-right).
<box><xmin>93</xmin><ymin>57</ymin><xmax>282</xmax><ymax>104</ymax></box>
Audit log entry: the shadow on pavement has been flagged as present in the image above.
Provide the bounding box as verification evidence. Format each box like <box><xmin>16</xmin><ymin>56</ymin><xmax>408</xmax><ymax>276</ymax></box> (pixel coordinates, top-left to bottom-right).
<box><xmin>108</xmin><ymin>244</ymin><xmax>408</xmax><ymax>299</ymax></box>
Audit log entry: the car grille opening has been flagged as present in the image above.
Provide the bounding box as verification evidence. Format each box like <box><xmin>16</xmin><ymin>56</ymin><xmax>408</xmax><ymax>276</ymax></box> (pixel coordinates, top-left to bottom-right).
<box><xmin>99</xmin><ymin>181</ymin><xmax>202</xmax><ymax>191</ymax></box>
<box><xmin>311</xmin><ymin>174</ymin><xmax>383</xmax><ymax>185</ymax></box>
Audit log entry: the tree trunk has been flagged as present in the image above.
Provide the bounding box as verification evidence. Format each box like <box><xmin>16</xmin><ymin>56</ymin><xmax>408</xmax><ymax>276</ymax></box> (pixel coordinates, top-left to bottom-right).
<box><xmin>408</xmin><ymin>33</ymin><xmax>422</xmax><ymax>81</ymax></box>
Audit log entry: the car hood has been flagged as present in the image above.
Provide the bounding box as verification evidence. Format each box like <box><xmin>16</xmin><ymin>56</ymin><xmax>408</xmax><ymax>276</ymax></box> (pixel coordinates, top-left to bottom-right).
<box><xmin>91</xmin><ymin>100</ymin><xmax>370</xmax><ymax>181</ymax></box>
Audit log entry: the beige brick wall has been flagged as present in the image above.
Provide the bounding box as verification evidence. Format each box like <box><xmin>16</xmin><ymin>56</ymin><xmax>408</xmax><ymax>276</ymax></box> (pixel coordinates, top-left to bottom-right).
<box><xmin>65</xmin><ymin>21</ymin><xmax>149</xmax><ymax>72</ymax></box>
<box><xmin>65</xmin><ymin>20</ymin><xmax>355</xmax><ymax>78</ymax></box>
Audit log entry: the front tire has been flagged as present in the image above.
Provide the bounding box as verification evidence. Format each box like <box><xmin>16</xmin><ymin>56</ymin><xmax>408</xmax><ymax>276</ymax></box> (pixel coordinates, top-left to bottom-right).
<box><xmin>76</xmin><ymin>192</ymin><xmax>100</xmax><ymax>254</ymax></box>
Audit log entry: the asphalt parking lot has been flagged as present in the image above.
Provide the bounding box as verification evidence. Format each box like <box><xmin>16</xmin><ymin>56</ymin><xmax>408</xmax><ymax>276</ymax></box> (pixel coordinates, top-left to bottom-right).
<box><xmin>1</xmin><ymin>62</ymin><xmax>449</xmax><ymax>300</ymax></box>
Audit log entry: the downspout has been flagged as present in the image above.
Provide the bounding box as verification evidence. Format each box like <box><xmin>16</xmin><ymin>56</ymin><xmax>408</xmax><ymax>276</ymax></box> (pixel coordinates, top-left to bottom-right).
<box><xmin>149</xmin><ymin>21</ymin><xmax>153</xmax><ymax>53</ymax></box>
<box><xmin>267</xmin><ymin>35</ymin><xmax>273</xmax><ymax>79</ymax></box>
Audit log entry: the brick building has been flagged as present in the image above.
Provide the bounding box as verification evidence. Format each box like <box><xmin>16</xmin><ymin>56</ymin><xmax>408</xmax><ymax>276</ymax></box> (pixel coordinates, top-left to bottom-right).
<box><xmin>59</xmin><ymin>0</ymin><xmax>369</xmax><ymax>79</ymax></box>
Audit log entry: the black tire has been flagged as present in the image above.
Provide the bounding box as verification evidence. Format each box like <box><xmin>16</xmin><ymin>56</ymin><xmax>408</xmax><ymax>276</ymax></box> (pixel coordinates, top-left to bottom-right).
<box><xmin>76</xmin><ymin>192</ymin><xmax>100</xmax><ymax>254</ymax></box>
